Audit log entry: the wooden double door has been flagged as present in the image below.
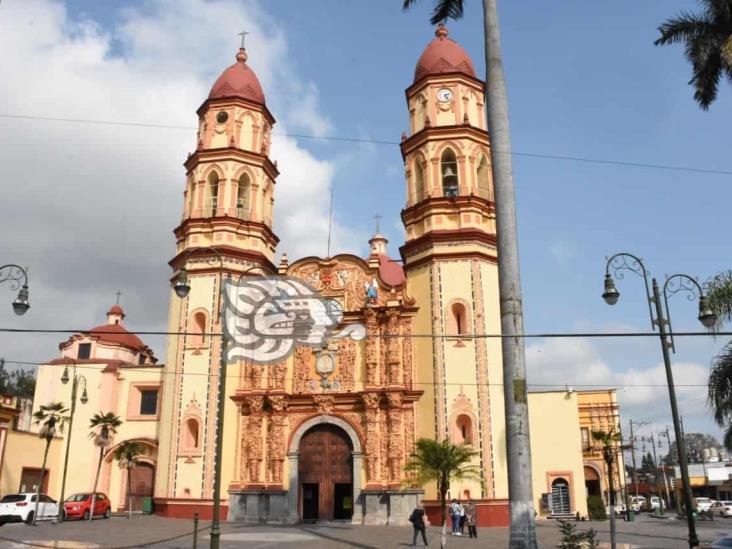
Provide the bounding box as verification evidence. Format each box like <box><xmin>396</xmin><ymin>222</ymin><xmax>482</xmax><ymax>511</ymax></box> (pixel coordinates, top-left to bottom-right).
<box><xmin>299</xmin><ymin>424</ymin><xmax>353</xmax><ymax>521</ymax></box>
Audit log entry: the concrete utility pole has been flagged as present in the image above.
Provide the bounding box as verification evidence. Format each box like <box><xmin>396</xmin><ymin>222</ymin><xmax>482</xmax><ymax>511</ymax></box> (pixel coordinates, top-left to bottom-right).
<box><xmin>482</xmin><ymin>1</ymin><xmax>536</xmax><ymax>546</ymax></box>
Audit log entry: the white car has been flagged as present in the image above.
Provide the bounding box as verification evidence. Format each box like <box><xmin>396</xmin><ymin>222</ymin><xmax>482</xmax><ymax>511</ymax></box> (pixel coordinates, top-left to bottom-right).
<box><xmin>716</xmin><ymin>501</ymin><xmax>732</xmax><ymax>517</ymax></box>
<box><xmin>650</xmin><ymin>496</ymin><xmax>663</xmax><ymax>512</ymax></box>
<box><xmin>0</xmin><ymin>493</ymin><xmax>59</xmax><ymax>525</ymax></box>
<box><xmin>696</xmin><ymin>497</ymin><xmax>713</xmax><ymax>512</ymax></box>
<box><xmin>630</xmin><ymin>496</ymin><xmax>646</xmax><ymax>512</ymax></box>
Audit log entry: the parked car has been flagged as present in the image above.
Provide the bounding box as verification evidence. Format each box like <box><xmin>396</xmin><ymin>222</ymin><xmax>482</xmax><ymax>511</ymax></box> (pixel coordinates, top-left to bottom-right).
<box><xmin>696</xmin><ymin>497</ymin><xmax>714</xmax><ymax>512</ymax></box>
<box><xmin>630</xmin><ymin>496</ymin><xmax>646</xmax><ymax>512</ymax></box>
<box><xmin>606</xmin><ymin>502</ymin><xmax>626</xmax><ymax>516</ymax></box>
<box><xmin>711</xmin><ymin>534</ymin><xmax>732</xmax><ymax>548</ymax></box>
<box><xmin>715</xmin><ymin>500</ymin><xmax>732</xmax><ymax>517</ymax></box>
<box><xmin>62</xmin><ymin>493</ymin><xmax>111</xmax><ymax>520</ymax></box>
<box><xmin>0</xmin><ymin>493</ymin><xmax>59</xmax><ymax>525</ymax></box>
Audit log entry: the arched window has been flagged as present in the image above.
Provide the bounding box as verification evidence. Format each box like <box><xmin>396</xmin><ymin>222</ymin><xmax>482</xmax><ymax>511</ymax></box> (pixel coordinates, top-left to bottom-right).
<box><xmin>190</xmin><ymin>311</ymin><xmax>206</xmax><ymax>347</ymax></box>
<box><xmin>414</xmin><ymin>160</ymin><xmax>425</xmax><ymax>203</ymax></box>
<box><xmin>206</xmin><ymin>172</ymin><xmax>219</xmax><ymax>217</ymax></box>
<box><xmin>551</xmin><ymin>478</ymin><xmax>571</xmax><ymax>514</ymax></box>
<box><xmin>237</xmin><ymin>174</ymin><xmax>250</xmax><ymax>220</ymax></box>
<box><xmin>476</xmin><ymin>154</ymin><xmax>491</xmax><ymax>199</ymax></box>
<box><xmin>456</xmin><ymin>414</ymin><xmax>473</xmax><ymax>445</ymax></box>
<box><xmin>185</xmin><ymin>418</ymin><xmax>199</xmax><ymax>450</ymax></box>
<box><xmin>451</xmin><ymin>302</ymin><xmax>468</xmax><ymax>336</ymax></box>
<box><xmin>441</xmin><ymin>149</ymin><xmax>459</xmax><ymax>197</ymax></box>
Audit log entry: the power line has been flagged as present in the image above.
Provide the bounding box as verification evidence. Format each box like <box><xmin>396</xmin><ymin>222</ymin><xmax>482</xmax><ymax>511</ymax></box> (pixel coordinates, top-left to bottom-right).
<box><xmin>0</xmin><ymin>327</ymin><xmax>728</xmax><ymax>339</ymax></box>
<box><xmin>0</xmin><ymin>358</ymin><xmax>716</xmax><ymax>387</ymax></box>
<box><xmin>2</xmin><ymin>112</ymin><xmax>731</xmax><ymax>176</ymax></box>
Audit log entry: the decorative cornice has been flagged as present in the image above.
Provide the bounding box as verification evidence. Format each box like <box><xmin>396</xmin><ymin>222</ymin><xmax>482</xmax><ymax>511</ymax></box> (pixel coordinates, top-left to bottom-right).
<box><xmin>184</xmin><ymin>147</ymin><xmax>279</xmax><ymax>180</ymax></box>
<box><xmin>196</xmin><ymin>96</ymin><xmax>276</xmax><ymax>126</ymax></box>
<box><xmin>401</xmin><ymin>124</ymin><xmax>490</xmax><ymax>160</ymax></box>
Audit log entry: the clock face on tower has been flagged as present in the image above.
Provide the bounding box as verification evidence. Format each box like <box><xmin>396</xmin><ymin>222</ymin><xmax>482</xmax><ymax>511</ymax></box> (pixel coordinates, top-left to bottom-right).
<box><xmin>436</xmin><ymin>88</ymin><xmax>453</xmax><ymax>103</ymax></box>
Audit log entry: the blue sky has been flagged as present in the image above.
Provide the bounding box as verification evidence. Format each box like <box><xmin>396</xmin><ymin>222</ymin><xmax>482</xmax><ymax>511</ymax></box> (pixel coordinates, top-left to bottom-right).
<box><xmin>0</xmin><ymin>0</ymin><xmax>729</xmax><ymax>451</ymax></box>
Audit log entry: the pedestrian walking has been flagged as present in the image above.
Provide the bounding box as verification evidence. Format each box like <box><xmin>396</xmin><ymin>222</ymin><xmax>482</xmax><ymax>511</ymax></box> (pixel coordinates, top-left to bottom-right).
<box><xmin>465</xmin><ymin>500</ymin><xmax>477</xmax><ymax>538</ymax></box>
<box><xmin>450</xmin><ymin>499</ymin><xmax>461</xmax><ymax>535</ymax></box>
<box><xmin>459</xmin><ymin>501</ymin><xmax>466</xmax><ymax>534</ymax></box>
<box><xmin>409</xmin><ymin>504</ymin><xmax>428</xmax><ymax>546</ymax></box>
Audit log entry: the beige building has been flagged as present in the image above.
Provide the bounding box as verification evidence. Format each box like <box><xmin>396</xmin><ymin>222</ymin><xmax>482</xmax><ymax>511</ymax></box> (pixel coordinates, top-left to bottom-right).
<box><xmin>8</xmin><ymin>305</ymin><xmax>164</xmax><ymax>512</ymax></box>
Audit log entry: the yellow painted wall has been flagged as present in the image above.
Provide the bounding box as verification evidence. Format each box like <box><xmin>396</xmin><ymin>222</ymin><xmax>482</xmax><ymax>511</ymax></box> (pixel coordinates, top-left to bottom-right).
<box><xmin>528</xmin><ymin>391</ymin><xmax>588</xmax><ymax>518</ymax></box>
<box><xmin>1</xmin><ymin>430</ymin><xmax>62</xmax><ymax>497</ymax></box>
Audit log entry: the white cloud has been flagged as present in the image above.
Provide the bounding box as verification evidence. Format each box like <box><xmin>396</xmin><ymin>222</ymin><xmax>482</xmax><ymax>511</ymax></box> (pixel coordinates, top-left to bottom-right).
<box><xmin>0</xmin><ymin>0</ymin><xmax>352</xmax><ymax>362</ymax></box>
<box><xmin>526</xmin><ymin>337</ymin><xmax>713</xmax><ymax>431</ymax></box>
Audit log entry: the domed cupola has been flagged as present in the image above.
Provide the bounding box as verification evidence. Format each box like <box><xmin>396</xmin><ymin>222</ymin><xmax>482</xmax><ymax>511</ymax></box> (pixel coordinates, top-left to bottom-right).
<box><xmin>208</xmin><ymin>47</ymin><xmax>266</xmax><ymax>105</ymax></box>
<box><xmin>413</xmin><ymin>25</ymin><xmax>476</xmax><ymax>84</ymax></box>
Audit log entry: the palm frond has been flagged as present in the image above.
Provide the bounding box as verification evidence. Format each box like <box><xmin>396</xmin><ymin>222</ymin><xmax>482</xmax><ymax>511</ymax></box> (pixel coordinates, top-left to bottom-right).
<box><xmin>724</xmin><ymin>423</ymin><xmax>732</xmax><ymax>451</ymax></box>
<box><xmin>699</xmin><ymin>0</ymin><xmax>732</xmax><ymax>24</ymax></box>
<box><xmin>655</xmin><ymin>12</ymin><xmax>713</xmax><ymax>46</ymax></box>
<box><xmin>709</xmin><ymin>342</ymin><xmax>732</xmax><ymax>424</ymax></box>
<box><xmin>402</xmin><ymin>0</ymin><xmax>421</xmax><ymax>10</ymax></box>
<box><xmin>429</xmin><ymin>0</ymin><xmax>464</xmax><ymax>25</ymax></box>
<box><xmin>113</xmin><ymin>440</ymin><xmax>145</xmax><ymax>469</ymax></box>
<box><xmin>706</xmin><ymin>270</ymin><xmax>732</xmax><ymax>327</ymax></box>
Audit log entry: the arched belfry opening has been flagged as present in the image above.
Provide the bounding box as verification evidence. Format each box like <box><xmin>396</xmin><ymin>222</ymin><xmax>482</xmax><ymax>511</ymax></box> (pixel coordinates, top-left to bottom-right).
<box><xmin>298</xmin><ymin>424</ymin><xmax>354</xmax><ymax>521</ymax></box>
<box><xmin>441</xmin><ymin>148</ymin><xmax>459</xmax><ymax>197</ymax></box>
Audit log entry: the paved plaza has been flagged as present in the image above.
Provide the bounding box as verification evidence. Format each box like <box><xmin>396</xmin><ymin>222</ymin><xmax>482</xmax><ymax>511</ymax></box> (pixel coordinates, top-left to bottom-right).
<box><xmin>0</xmin><ymin>515</ymin><xmax>730</xmax><ymax>548</ymax></box>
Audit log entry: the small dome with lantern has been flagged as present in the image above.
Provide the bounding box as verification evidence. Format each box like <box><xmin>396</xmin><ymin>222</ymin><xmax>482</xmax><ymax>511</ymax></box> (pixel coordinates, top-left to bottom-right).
<box><xmin>209</xmin><ymin>48</ymin><xmax>266</xmax><ymax>104</ymax></box>
<box><xmin>413</xmin><ymin>25</ymin><xmax>477</xmax><ymax>84</ymax></box>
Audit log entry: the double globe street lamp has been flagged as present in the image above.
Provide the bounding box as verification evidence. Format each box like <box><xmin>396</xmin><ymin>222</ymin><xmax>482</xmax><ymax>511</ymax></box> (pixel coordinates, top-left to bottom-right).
<box><xmin>171</xmin><ymin>247</ymin><xmax>261</xmax><ymax>549</ymax></box>
<box><xmin>602</xmin><ymin>252</ymin><xmax>716</xmax><ymax>549</ymax></box>
<box><xmin>0</xmin><ymin>264</ymin><xmax>31</xmax><ymax>315</ymax></box>
<box><xmin>57</xmin><ymin>358</ymin><xmax>88</xmax><ymax>523</ymax></box>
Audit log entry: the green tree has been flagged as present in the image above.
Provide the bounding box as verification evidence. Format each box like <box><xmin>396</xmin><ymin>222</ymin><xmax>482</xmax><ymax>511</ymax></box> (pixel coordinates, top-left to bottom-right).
<box><xmin>404</xmin><ymin>438</ymin><xmax>482</xmax><ymax>549</ymax></box>
<box><xmin>706</xmin><ymin>270</ymin><xmax>732</xmax><ymax>448</ymax></box>
<box><xmin>400</xmin><ymin>1</ymin><xmax>536</xmax><ymax>545</ymax></box>
<box><xmin>113</xmin><ymin>440</ymin><xmax>144</xmax><ymax>520</ymax></box>
<box><xmin>654</xmin><ymin>0</ymin><xmax>732</xmax><ymax>109</ymax></box>
<box><xmin>88</xmin><ymin>412</ymin><xmax>122</xmax><ymax>521</ymax></box>
<box><xmin>31</xmin><ymin>402</ymin><xmax>68</xmax><ymax>525</ymax></box>
<box><xmin>0</xmin><ymin>362</ymin><xmax>36</xmax><ymax>399</ymax></box>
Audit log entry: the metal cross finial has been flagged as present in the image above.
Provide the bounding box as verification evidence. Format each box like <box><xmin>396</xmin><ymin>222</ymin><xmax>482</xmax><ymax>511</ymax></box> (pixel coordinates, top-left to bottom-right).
<box><xmin>238</xmin><ymin>30</ymin><xmax>249</xmax><ymax>49</ymax></box>
<box><xmin>373</xmin><ymin>213</ymin><xmax>382</xmax><ymax>234</ymax></box>
<box><xmin>115</xmin><ymin>290</ymin><xmax>122</xmax><ymax>305</ymax></box>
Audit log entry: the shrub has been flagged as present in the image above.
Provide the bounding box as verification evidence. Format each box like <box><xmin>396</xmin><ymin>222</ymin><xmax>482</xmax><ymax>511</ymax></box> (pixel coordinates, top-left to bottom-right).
<box><xmin>587</xmin><ymin>496</ymin><xmax>606</xmax><ymax>521</ymax></box>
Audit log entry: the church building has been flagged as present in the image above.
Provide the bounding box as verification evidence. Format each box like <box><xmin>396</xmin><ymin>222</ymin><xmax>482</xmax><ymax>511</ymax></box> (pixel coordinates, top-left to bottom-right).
<box><xmin>149</xmin><ymin>26</ymin><xmax>623</xmax><ymax>525</ymax></box>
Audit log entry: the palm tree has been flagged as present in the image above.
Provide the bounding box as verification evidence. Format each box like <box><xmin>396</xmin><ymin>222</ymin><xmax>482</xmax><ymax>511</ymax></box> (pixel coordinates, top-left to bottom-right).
<box><xmin>404</xmin><ymin>438</ymin><xmax>482</xmax><ymax>549</ymax></box>
<box><xmin>113</xmin><ymin>440</ymin><xmax>144</xmax><ymax>520</ymax></box>
<box><xmin>591</xmin><ymin>428</ymin><xmax>629</xmax><ymax>549</ymax></box>
<box><xmin>706</xmin><ymin>270</ymin><xmax>732</xmax><ymax>447</ymax></box>
<box><xmin>654</xmin><ymin>0</ymin><xmax>732</xmax><ymax>109</ymax></box>
<box><xmin>401</xmin><ymin>1</ymin><xmax>537</xmax><ymax>547</ymax></box>
<box><xmin>31</xmin><ymin>402</ymin><xmax>68</xmax><ymax>526</ymax></box>
<box><xmin>88</xmin><ymin>412</ymin><xmax>122</xmax><ymax>522</ymax></box>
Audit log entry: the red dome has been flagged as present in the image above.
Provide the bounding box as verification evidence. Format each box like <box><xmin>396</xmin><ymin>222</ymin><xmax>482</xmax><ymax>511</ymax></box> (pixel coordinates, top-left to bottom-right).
<box><xmin>414</xmin><ymin>25</ymin><xmax>476</xmax><ymax>83</ymax></box>
<box><xmin>107</xmin><ymin>305</ymin><xmax>124</xmax><ymax>316</ymax></box>
<box><xmin>209</xmin><ymin>48</ymin><xmax>265</xmax><ymax>104</ymax></box>
<box><xmin>86</xmin><ymin>324</ymin><xmax>146</xmax><ymax>352</ymax></box>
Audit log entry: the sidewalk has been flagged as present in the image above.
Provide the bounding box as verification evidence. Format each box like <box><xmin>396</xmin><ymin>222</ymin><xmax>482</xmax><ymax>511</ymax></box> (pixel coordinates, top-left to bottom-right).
<box><xmin>0</xmin><ymin>515</ymin><xmax>726</xmax><ymax>548</ymax></box>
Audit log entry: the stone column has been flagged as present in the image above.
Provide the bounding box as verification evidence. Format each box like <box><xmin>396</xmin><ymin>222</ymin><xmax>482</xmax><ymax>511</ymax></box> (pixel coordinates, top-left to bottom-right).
<box><xmin>286</xmin><ymin>452</ymin><xmax>299</xmax><ymax>524</ymax></box>
<box><xmin>351</xmin><ymin>451</ymin><xmax>364</xmax><ymax>524</ymax></box>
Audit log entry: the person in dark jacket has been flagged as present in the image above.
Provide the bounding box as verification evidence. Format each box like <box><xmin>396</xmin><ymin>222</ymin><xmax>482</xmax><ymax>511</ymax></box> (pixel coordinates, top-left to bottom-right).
<box><xmin>409</xmin><ymin>504</ymin><xmax>428</xmax><ymax>546</ymax></box>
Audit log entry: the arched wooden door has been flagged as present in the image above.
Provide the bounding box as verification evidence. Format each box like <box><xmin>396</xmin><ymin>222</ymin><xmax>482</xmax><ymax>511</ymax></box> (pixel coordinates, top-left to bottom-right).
<box><xmin>299</xmin><ymin>424</ymin><xmax>353</xmax><ymax>521</ymax></box>
<box><xmin>129</xmin><ymin>462</ymin><xmax>155</xmax><ymax>512</ymax></box>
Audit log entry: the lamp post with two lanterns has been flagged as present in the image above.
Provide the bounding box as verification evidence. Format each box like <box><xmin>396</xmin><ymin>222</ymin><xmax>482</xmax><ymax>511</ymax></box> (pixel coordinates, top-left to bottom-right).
<box><xmin>56</xmin><ymin>358</ymin><xmax>88</xmax><ymax>523</ymax></box>
<box><xmin>171</xmin><ymin>247</ymin><xmax>261</xmax><ymax>549</ymax></box>
<box><xmin>0</xmin><ymin>264</ymin><xmax>31</xmax><ymax>315</ymax></box>
<box><xmin>602</xmin><ymin>252</ymin><xmax>716</xmax><ymax>549</ymax></box>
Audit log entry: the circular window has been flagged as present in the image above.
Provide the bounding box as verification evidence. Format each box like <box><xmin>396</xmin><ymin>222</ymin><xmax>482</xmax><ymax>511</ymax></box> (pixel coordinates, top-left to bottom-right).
<box><xmin>216</xmin><ymin>111</ymin><xmax>228</xmax><ymax>124</ymax></box>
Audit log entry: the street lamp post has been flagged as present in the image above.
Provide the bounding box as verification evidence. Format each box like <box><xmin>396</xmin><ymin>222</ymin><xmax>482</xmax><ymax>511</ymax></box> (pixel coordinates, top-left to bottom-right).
<box><xmin>171</xmin><ymin>247</ymin><xmax>261</xmax><ymax>549</ymax></box>
<box><xmin>603</xmin><ymin>252</ymin><xmax>717</xmax><ymax>549</ymax></box>
<box><xmin>57</xmin><ymin>358</ymin><xmax>88</xmax><ymax>523</ymax></box>
<box><xmin>0</xmin><ymin>264</ymin><xmax>31</xmax><ymax>315</ymax></box>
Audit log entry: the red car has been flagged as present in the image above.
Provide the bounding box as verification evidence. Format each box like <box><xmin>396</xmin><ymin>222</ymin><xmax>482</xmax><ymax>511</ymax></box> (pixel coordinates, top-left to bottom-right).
<box><xmin>63</xmin><ymin>493</ymin><xmax>111</xmax><ymax>520</ymax></box>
